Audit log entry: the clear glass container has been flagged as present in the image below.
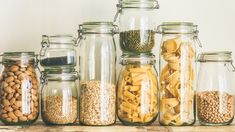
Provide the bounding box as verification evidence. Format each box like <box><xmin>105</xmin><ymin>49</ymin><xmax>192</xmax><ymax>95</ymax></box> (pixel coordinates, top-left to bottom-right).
<box><xmin>39</xmin><ymin>35</ymin><xmax>77</xmax><ymax>71</ymax></box>
<box><xmin>197</xmin><ymin>51</ymin><xmax>234</xmax><ymax>126</ymax></box>
<box><xmin>41</xmin><ymin>70</ymin><xmax>78</xmax><ymax>125</ymax></box>
<box><xmin>157</xmin><ymin>22</ymin><xmax>201</xmax><ymax>126</ymax></box>
<box><xmin>0</xmin><ymin>52</ymin><xmax>39</xmax><ymax>125</ymax></box>
<box><xmin>114</xmin><ymin>0</ymin><xmax>159</xmax><ymax>54</ymax></box>
<box><xmin>78</xmin><ymin>22</ymin><xmax>117</xmax><ymax>126</ymax></box>
<box><xmin>117</xmin><ymin>54</ymin><xmax>159</xmax><ymax>125</ymax></box>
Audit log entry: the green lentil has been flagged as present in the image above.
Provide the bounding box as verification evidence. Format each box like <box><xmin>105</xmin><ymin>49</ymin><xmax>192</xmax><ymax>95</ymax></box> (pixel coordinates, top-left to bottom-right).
<box><xmin>120</xmin><ymin>30</ymin><xmax>155</xmax><ymax>53</ymax></box>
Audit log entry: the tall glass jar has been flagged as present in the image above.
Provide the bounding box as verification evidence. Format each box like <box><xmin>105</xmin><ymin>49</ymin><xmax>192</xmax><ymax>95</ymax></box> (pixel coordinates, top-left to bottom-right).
<box><xmin>0</xmin><ymin>52</ymin><xmax>39</xmax><ymax>125</ymax></box>
<box><xmin>197</xmin><ymin>51</ymin><xmax>234</xmax><ymax>126</ymax></box>
<box><xmin>117</xmin><ymin>54</ymin><xmax>159</xmax><ymax>125</ymax></box>
<box><xmin>39</xmin><ymin>35</ymin><xmax>77</xmax><ymax>71</ymax></box>
<box><xmin>157</xmin><ymin>22</ymin><xmax>201</xmax><ymax>126</ymax></box>
<box><xmin>41</xmin><ymin>70</ymin><xmax>78</xmax><ymax>125</ymax></box>
<box><xmin>78</xmin><ymin>22</ymin><xmax>117</xmax><ymax>126</ymax></box>
<box><xmin>114</xmin><ymin>0</ymin><xmax>159</xmax><ymax>54</ymax></box>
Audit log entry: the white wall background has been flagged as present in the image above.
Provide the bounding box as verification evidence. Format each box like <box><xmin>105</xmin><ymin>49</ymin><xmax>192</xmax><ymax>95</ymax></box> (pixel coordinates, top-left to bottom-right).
<box><xmin>0</xmin><ymin>0</ymin><xmax>235</xmax><ymax>87</ymax></box>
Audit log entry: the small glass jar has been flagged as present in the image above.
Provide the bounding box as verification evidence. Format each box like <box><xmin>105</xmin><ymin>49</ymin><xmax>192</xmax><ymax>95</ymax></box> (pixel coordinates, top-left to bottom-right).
<box><xmin>114</xmin><ymin>0</ymin><xmax>159</xmax><ymax>54</ymax></box>
<box><xmin>78</xmin><ymin>22</ymin><xmax>117</xmax><ymax>126</ymax></box>
<box><xmin>117</xmin><ymin>54</ymin><xmax>159</xmax><ymax>125</ymax></box>
<box><xmin>39</xmin><ymin>35</ymin><xmax>77</xmax><ymax>71</ymax></box>
<box><xmin>157</xmin><ymin>22</ymin><xmax>201</xmax><ymax>126</ymax></box>
<box><xmin>0</xmin><ymin>52</ymin><xmax>39</xmax><ymax>125</ymax></box>
<box><xmin>41</xmin><ymin>70</ymin><xmax>78</xmax><ymax>125</ymax></box>
<box><xmin>197</xmin><ymin>51</ymin><xmax>234</xmax><ymax>126</ymax></box>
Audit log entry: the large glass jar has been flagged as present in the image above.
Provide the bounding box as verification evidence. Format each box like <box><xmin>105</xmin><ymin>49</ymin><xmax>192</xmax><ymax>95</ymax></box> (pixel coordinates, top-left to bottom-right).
<box><xmin>114</xmin><ymin>0</ymin><xmax>159</xmax><ymax>54</ymax></box>
<box><xmin>0</xmin><ymin>52</ymin><xmax>39</xmax><ymax>125</ymax></box>
<box><xmin>117</xmin><ymin>54</ymin><xmax>159</xmax><ymax>125</ymax></box>
<box><xmin>197</xmin><ymin>51</ymin><xmax>234</xmax><ymax>126</ymax></box>
<box><xmin>41</xmin><ymin>70</ymin><xmax>78</xmax><ymax>125</ymax></box>
<box><xmin>78</xmin><ymin>22</ymin><xmax>117</xmax><ymax>126</ymax></box>
<box><xmin>157</xmin><ymin>22</ymin><xmax>201</xmax><ymax>126</ymax></box>
<box><xmin>39</xmin><ymin>35</ymin><xmax>77</xmax><ymax>71</ymax></box>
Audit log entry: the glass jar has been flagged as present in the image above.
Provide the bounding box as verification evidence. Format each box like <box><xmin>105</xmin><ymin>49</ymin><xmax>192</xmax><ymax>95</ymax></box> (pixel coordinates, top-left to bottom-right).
<box><xmin>197</xmin><ymin>51</ymin><xmax>234</xmax><ymax>126</ymax></box>
<box><xmin>78</xmin><ymin>22</ymin><xmax>117</xmax><ymax>126</ymax></box>
<box><xmin>117</xmin><ymin>54</ymin><xmax>159</xmax><ymax>125</ymax></box>
<box><xmin>0</xmin><ymin>52</ymin><xmax>39</xmax><ymax>125</ymax></box>
<box><xmin>114</xmin><ymin>0</ymin><xmax>159</xmax><ymax>54</ymax></box>
<box><xmin>157</xmin><ymin>22</ymin><xmax>201</xmax><ymax>126</ymax></box>
<box><xmin>39</xmin><ymin>35</ymin><xmax>77</xmax><ymax>71</ymax></box>
<box><xmin>41</xmin><ymin>70</ymin><xmax>78</xmax><ymax>125</ymax></box>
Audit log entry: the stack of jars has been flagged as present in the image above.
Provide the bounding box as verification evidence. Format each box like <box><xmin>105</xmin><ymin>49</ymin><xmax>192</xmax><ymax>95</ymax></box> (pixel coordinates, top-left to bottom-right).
<box><xmin>39</xmin><ymin>35</ymin><xmax>79</xmax><ymax>125</ymax></box>
<box><xmin>115</xmin><ymin>0</ymin><xmax>160</xmax><ymax>125</ymax></box>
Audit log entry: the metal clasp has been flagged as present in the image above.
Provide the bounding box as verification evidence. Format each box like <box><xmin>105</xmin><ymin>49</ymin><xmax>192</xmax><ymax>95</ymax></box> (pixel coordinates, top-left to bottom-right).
<box><xmin>40</xmin><ymin>35</ymin><xmax>50</xmax><ymax>57</ymax></box>
<box><xmin>193</xmin><ymin>25</ymin><xmax>202</xmax><ymax>48</ymax></box>
<box><xmin>231</xmin><ymin>62</ymin><xmax>235</xmax><ymax>72</ymax></box>
<box><xmin>76</xmin><ymin>25</ymin><xmax>84</xmax><ymax>46</ymax></box>
<box><xmin>113</xmin><ymin>4</ymin><xmax>122</xmax><ymax>23</ymax></box>
<box><xmin>40</xmin><ymin>71</ymin><xmax>48</xmax><ymax>85</ymax></box>
<box><xmin>0</xmin><ymin>54</ymin><xmax>3</xmax><ymax>64</ymax></box>
<box><xmin>155</xmin><ymin>25</ymin><xmax>162</xmax><ymax>34</ymax></box>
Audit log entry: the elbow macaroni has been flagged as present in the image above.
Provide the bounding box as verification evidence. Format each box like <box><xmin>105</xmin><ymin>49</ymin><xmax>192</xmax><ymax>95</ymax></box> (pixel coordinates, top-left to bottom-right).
<box><xmin>117</xmin><ymin>65</ymin><xmax>158</xmax><ymax>124</ymax></box>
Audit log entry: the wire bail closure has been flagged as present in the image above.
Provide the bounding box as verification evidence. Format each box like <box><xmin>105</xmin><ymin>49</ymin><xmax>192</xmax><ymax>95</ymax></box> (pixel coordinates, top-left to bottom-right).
<box><xmin>156</xmin><ymin>24</ymin><xmax>202</xmax><ymax>48</ymax></box>
<box><xmin>40</xmin><ymin>35</ymin><xmax>50</xmax><ymax>57</ymax></box>
<box><xmin>113</xmin><ymin>0</ymin><xmax>159</xmax><ymax>22</ymax></box>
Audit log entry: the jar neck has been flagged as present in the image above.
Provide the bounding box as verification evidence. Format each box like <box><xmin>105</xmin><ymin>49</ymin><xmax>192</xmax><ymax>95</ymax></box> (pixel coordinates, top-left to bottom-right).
<box><xmin>118</xmin><ymin>0</ymin><xmax>159</xmax><ymax>9</ymax></box>
<box><xmin>78</xmin><ymin>22</ymin><xmax>118</xmax><ymax>35</ymax></box>
<box><xmin>1</xmin><ymin>52</ymin><xmax>36</xmax><ymax>65</ymax></box>
<box><xmin>48</xmin><ymin>44</ymin><xmax>75</xmax><ymax>49</ymax></box>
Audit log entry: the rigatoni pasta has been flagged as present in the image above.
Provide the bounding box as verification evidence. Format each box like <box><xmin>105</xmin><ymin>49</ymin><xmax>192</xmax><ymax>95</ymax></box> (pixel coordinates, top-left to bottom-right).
<box><xmin>117</xmin><ymin>64</ymin><xmax>158</xmax><ymax>125</ymax></box>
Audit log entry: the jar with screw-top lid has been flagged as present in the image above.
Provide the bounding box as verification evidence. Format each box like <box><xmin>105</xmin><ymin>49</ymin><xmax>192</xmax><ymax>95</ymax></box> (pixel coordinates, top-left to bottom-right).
<box><xmin>0</xmin><ymin>52</ymin><xmax>39</xmax><ymax>125</ymax></box>
<box><xmin>114</xmin><ymin>0</ymin><xmax>159</xmax><ymax>54</ymax></box>
<box><xmin>197</xmin><ymin>51</ymin><xmax>234</xmax><ymax>125</ymax></box>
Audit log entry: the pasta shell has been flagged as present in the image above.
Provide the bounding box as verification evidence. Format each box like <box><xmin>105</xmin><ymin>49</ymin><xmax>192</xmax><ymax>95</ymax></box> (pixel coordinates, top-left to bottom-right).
<box><xmin>168</xmin><ymin>62</ymin><xmax>181</xmax><ymax>71</ymax></box>
<box><xmin>163</xmin><ymin>53</ymin><xmax>180</xmax><ymax>63</ymax></box>
<box><xmin>163</xmin><ymin>38</ymin><xmax>181</xmax><ymax>53</ymax></box>
<box><xmin>167</xmin><ymin>71</ymin><xmax>180</xmax><ymax>83</ymax></box>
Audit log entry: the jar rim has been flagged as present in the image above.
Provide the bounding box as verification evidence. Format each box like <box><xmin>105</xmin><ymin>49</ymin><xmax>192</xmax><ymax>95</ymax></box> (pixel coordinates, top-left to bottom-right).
<box><xmin>42</xmin><ymin>70</ymin><xmax>78</xmax><ymax>81</ymax></box>
<box><xmin>120</xmin><ymin>53</ymin><xmax>156</xmax><ymax>65</ymax></box>
<box><xmin>79</xmin><ymin>21</ymin><xmax>118</xmax><ymax>34</ymax></box>
<box><xmin>198</xmin><ymin>51</ymin><xmax>233</xmax><ymax>62</ymax></box>
<box><xmin>3</xmin><ymin>52</ymin><xmax>35</xmax><ymax>57</ymax></box>
<box><xmin>1</xmin><ymin>52</ymin><xmax>36</xmax><ymax>63</ymax></box>
<box><xmin>118</xmin><ymin>0</ymin><xmax>159</xmax><ymax>9</ymax></box>
<box><xmin>42</xmin><ymin>34</ymin><xmax>76</xmax><ymax>45</ymax></box>
<box><xmin>158</xmin><ymin>22</ymin><xmax>197</xmax><ymax>34</ymax></box>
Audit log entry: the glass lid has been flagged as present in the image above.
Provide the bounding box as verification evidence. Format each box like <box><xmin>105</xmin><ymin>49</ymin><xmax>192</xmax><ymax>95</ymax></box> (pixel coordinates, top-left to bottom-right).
<box><xmin>198</xmin><ymin>51</ymin><xmax>233</xmax><ymax>62</ymax></box>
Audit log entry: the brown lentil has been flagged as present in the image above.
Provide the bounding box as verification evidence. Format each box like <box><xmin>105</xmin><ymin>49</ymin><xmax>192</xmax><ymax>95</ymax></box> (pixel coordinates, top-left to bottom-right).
<box><xmin>120</xmin><ymin>30</ymin><xmax>155</xmax><ymax>53</ymax></box>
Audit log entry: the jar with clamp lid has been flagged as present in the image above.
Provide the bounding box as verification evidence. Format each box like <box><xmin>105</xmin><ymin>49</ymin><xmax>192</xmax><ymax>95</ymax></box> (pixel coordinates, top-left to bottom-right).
<box><xmin>41</xmin><ymin>69</ymin><xmax>78</xmax><ymax>125</ymax></box>
<box><xmin>157</xmin><ymin>22</ymin><xmax>202</xmax><ymax>126</ymax></box>
<box><xmin>0</xmin><ymin>52</ymin><xmax>39</xmax><ymax>125</ymax></box>
<box><xmin>77</xmin><ymin>22</ymin><xmax>117</xmax><ymax>126</ymax></box>
<box><xmin>197</xmin><ymin>51</ymin><xmax>235</xmax><ymax>126</ymax></box>
<box><xmin>117</xmin><ymin>53</ymin><xmax>159</xmax><ymax>125</ymax></box>
<box><xmin>114</xmin><ymin>0</ymin><xmax>159</xmax><ymax>54</ymax></box>
<box><xmin>39</xmin><ymin>35</ymin><xmax>78</xmax><ymax>71</ymax></box>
